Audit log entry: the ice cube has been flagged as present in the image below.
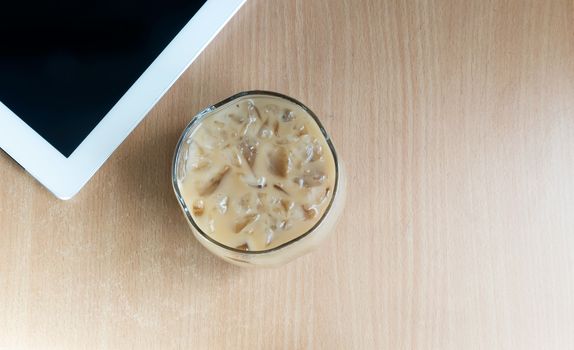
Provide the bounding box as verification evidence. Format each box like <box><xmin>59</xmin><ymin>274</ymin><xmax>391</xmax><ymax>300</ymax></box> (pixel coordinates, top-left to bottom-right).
<box><xmin>207</xmin><ymin>213</ymin><xmax>216</xmax><ymax>233</ymax></box>
<box><xmin>238</xmin><ymin>138</ymin><xmax>258</xmax><ymax>169</ymax></box>
<box><xmin>287</xmin><ymin>134</ymin><xmax>300</xmax><ymax>144</ymax></box>
<box><xmin>212</xmin><ymin>120</ymin><xmax>225</xmax><ymax>129</ymax></box>
<box><xmin>283</xmin><ymin>220</ymin><xmax>293</xmax><ymax>231</ymax></box>
<box><xmin>289</xmin><ymin>205</ymin><xmax>305</xmax><ymax>221</ymax></box>
<box><xmin>237</xmin><ymin>193</ymin><xmax>257</xmax><ymax>215</ymax></box>
<box><xmin>216</xmin><ymin>195</ymin><xmax>229</xmax><ymax>214</ymax></box>
<box><xmin>199</xmin><ymin>166</ymin><xmax>231</xmax><ymax>196</ymax></box>
<box><xmin>257</xmin><ymin>193</ymin><xmax>268</xmax><ymax>211</ymax></box>
<box><xmin>264</xmin><ymin>104</ymin><xmax>280</xmax><ymax>116</ymax></box>
<box><xmin>241</xmin><ymin>173</ymin><xmax>267</xmax><ymax>189</ymax></box>
<box><xmin>277</xmin><ymin>220</ymin><xmax>287</xmax><ymax>230</ymax></box>
<box><xmin>290</xmin><ymin>134</ymin><xmax>313</xmax><ymax>163</ymax></box>
<box><xmin>196</xmin><ymin>125</ymin><xmax>225</xmax><ymax>150</ymax></box>
<box><xmin>312</xmin><ymin>141</ymin><xmax>323</xmax><ymax>161</ymax></box>
<box><xmin>236</xmin><ymin>243</ymin><xmax>249</xmax><ymax>251</ymax></box>
<box><xmin>265</xmin><ymin>104</ymin><xmax>295</xmax><ymax>122</ymax></box>
<box><xmin>274</xmin><ymin>137</ymin><xmax>291</xmax><ymax>146</ymax></box>
<box><xmin>281</xmin><ymin>199</ymin><xmax>294</xmax><ymax>212</ymax></box>
<box><xmin>225</xmin><ymin>148</ymin><xmax>243</xmax><ymax>168</ymax></box>
<box><xmin>227</xmin><ymin>113</ymin><xmax>246</xmax><ymax>124</ymax></box>
<box><xmin>258</xmin><ymin>119</ymin><xmax>274</xmax><ymax>139</ymax></box>
<box><xmin>187</xmin><ymin>142</ymin><xmax>211</xmax><ymax>171</ymax></box>
<box><xmin>304</xmin><ymin>144</ymin><xmax>314</xmax><ymax>163</ymax></box>
<box><xmin>304</xmin><ymin>140</ymin><xmax>323</xmax><ymax>163</ymax></box>
<box><xmin>273</xmin><ymin>183</ymin><xmax>290</xmax><ymax>195</ymax></box>
<box><xmin>192</xmin><ymin>200</ymin><xmax>204</xmax><ymax>216</ymax></box>
<box><xmin>190</xmin><ymin>159</ymin><xmax>211</xmax><ymax>171</ymax></box>
<box><xmin>234</xmin><ymin>214</ymin><xmax>260</xmax><ymax>233</ymax></box>
<box><xmin>206</xmin><ymin>121</ymin><xmax>230</xmax><ymax>147</ymax></box>
<box><xmin>302</xmin><ymin>205</ymin><xmax>318</xmax><ymax>220</ymax></box>
<box><xmin>269</xmin><ymin>197</ymin><xmax>284</xmax><ymax>216</ymax></box>
<box><xmin>293</xmin><ymin>168</ymin><xmax>326</xmax><ymax>188</ymax></box>
<box><xmin>306</xmin><ymin>186</ymin><xmax>331</xmax><ymax>206</ymax></box>
<box><xmin>240</xmin><ymin>116</ymin><xmax>257</xmax><ymax>137</ymax></box>
<box><xmin>265</xmin><ymin>228</ymin><xmax>275</xmax><ymax>246</ymax></box>
<box><xmin>282</xmin><ymin>110</ymin><xmax>295</xmax><ymax>122</ymax></box>
<box><xmin>268</xmin><ymin>147</ymin><xmax>291</xmax><ymax>178</ymax></box>
<box><xmin>295</xmin><ymin>124</ymin><xmax>308</xmax><ymax>136</ymax></box>
<box><xmin>248</xmin><ymin>100</ymin><xmax>262</xmax><ymax>120</ymax></box>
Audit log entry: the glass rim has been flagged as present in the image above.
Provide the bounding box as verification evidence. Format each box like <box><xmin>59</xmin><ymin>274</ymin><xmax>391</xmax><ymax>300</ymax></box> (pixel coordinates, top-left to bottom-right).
<box><xmin>171</xmin><ymin>90</ymin><xmax>340</xmax><ymax>255</ymax></box>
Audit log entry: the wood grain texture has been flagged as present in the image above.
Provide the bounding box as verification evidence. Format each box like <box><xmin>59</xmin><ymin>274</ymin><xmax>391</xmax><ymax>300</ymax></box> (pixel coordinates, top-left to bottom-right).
<box><xmin>1</xmin><ymin>0</ymin><xmax>574</xmax><ymax>348</ymax></box>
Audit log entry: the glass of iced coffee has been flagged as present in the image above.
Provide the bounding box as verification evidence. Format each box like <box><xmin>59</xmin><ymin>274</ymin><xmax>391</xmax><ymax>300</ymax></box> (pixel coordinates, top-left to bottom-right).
<box><xmin>172</xmin><ymin>91</ymin><xmax>345</xmax><ymax>267</ymax></box>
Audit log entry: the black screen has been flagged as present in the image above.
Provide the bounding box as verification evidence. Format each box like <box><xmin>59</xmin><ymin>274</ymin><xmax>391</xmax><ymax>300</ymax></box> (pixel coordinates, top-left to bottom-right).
<box><xmin>0</xmin><ymin>0</ymin><xmax>207</xmax><ymax>157</ymax></box>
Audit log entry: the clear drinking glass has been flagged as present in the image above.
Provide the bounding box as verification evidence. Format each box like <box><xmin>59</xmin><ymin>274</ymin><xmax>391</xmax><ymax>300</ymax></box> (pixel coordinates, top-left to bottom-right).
<box><xmin>172</xmin><ymin>91</ymin><xmax>345</xmax><ymax>267</ymax></box>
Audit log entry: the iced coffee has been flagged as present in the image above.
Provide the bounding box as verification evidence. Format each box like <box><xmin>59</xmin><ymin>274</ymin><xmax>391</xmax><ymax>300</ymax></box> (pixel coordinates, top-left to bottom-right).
<box><xmin>173</xmin><ymin>92</ymin><xmax>343</xmax><ymax>266</ymax></box>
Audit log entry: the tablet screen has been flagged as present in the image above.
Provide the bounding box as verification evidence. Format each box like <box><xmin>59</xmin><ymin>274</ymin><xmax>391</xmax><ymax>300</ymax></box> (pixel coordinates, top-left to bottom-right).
<box><xmin>0</xmin><ymin>0</ymin><xmax>207</xmax><ymax>157</ymax></box>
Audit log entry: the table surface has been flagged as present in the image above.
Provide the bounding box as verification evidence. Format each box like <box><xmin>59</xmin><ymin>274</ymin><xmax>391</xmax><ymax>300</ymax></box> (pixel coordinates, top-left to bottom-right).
<box><xmin>2</xmin><ymin>0</ymin><xmax>574</xmax><ymax>349</ymax></box>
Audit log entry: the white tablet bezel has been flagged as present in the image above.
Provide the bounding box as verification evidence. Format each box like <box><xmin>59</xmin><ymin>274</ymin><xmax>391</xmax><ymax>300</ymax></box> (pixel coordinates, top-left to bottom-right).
<box><xmin>0</xmin><ymin>0</ymin><xmax>246</xmax><ymax>199</ymax></box>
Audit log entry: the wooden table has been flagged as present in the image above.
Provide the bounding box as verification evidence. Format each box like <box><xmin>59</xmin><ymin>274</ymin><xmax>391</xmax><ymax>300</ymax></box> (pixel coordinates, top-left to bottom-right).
<box><xmin>2</xmin><ymin>0</ymin><xmax>574</xmax><ymax>348</ymax></box>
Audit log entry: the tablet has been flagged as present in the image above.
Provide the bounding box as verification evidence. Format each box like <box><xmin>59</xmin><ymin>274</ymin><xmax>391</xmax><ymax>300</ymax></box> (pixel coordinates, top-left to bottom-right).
<box><xmin>0</xmin><ymin>0</ymin><xmax>246</xmax><ymax>199</ymax></box>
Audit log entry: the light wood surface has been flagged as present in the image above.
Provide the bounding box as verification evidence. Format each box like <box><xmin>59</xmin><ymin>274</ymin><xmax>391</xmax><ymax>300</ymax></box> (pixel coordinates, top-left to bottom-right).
<box><xmin>2</xmin><ymin>0</ymin><xmax>574</xmax><ymax>348</ymax></box>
